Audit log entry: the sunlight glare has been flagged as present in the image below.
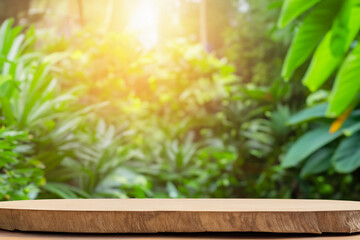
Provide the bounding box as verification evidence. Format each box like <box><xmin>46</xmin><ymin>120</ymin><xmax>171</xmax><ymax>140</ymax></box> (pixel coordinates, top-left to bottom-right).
<box><xmin>128</xmin><ymin>0</ymin><xmax>159</xmax><ymax>49</ymax></box>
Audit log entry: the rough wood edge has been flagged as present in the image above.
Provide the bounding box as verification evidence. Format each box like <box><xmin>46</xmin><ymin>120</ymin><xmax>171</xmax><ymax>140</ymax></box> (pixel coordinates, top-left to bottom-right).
<box><xmin>1</xmin><ymin>209</ymin><xmax>360</xmax><ymax>234</ymax></box>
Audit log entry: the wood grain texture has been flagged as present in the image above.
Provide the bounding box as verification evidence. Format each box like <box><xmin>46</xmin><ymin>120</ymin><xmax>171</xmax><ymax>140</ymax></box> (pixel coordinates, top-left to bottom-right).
<box><xmin>0</xmin><ymin>199</ymin><xmax>360</xmax><ymax>234</ymax></box>
<box><xmin>0</xmin><ymin>230</ymin><xmax>359</xmax><ymax>240</ymax></box>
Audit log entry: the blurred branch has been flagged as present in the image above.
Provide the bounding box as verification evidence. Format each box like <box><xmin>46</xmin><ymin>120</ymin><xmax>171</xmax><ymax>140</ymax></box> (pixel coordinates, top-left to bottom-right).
<box><xmin>103</xmin><ymin>0</ymin><xmax>114</xmax><ymax>32</ymax></box>
<box><xmin>200</xmin><ymin>0</ymin><xmax>208</xmax><ymax>51</ymax></box>
<box><xmin>77</xmin><ymin>0</ymin><xmax>84</xmax><ymax>26</ymax></box>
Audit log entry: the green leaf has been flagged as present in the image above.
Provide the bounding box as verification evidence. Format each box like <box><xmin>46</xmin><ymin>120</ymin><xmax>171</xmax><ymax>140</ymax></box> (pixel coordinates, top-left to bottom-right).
<box><xmin>6</xmin><ymin>34</ymin><xmax>24</xmax><ymax>61</ymax></box>
<box><xmin>278</xmin><ymin>0</ymin><xmax>322</xmax><ymax>28</ymax></box>
<box><xmin>0</xmin><ymin>75</ymin><xmax>11</xmax><ymax>93</ymax></box>
<box><xmin>41</xmin><ymin>182</ymin><xmax>88</xmax><ymax>199</ymax></box>
<box><xmin>166</xmin><ymin>182</ymin><xmax>179</xmax><ymax>198</ymax></box>
<box><xmin>42</xmin><ymin>182</ymin><xmax>77</xmax><ymax>199</ymax></box>
<box><xmin>287</xmin><ymin>103</ymin><xmax>327</xmax><ymax>125</ymax></box>
<box><xmin>282</xmin><ymin>126</ymin><xmax>343</xmax><ymax>168</ymax></box>
<box><xmin>327</xmin><ymin>43</ymin><xmax>360</xmax><ymax>117</ymax></box>
<box><xmin>0</xmin><ymin>97</ymin><xmax>16</xmax><ymax>125</ymax></box>
<box><xmin>333</xmin><ymin>133</ymin><xmax>360</xmax><ymax>173</ymax></box>
<box><xmin>330</xmin><ymin>0</ymin><xmax>352</xmax><ymax>56</ymax></box>
<box><xmin>282</xmin><ymin>0</ymin><xmax>341</xmax><ymax>79</ymax></box>
<box><xmin>302</xmin><ymin>5</ymin><xmax>360</xmax><ymax>91</ymax></box>
<box><xmin>0</xmin><ymin>19</ymin><xmax>14</xmax><ymax>55</ymax></box>
<box><xmin>306</xmin><ymin>90</ymin><xmax>329</xmax><ymax>106</ymax></box>
<box><xmin>300</xmin><ymin>148</ymin><xmax>332</xmax><ymax>177</ymax></box>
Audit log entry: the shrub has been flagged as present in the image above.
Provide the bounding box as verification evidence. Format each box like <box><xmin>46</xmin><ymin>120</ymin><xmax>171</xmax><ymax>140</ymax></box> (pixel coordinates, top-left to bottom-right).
<box><xmin>0</xmin><ymin>128</ymin><xmax>44</xmax><ymax>200</ymax></box>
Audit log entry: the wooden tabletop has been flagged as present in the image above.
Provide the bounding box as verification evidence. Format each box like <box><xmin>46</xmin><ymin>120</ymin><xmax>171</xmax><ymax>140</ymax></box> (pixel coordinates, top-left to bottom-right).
<box><xmin>2</xmin><ymin>199</ymin><xmax>360</xmax><ymax>211</ymax></box>
<box><xmin>0</xmin><ymin>230</ymin><xmax>359</xmax><ymax>240</ymax></box>
<box><xmin>1</xmin><ymin>199</ymin><xmax>360</xmax><ymax>234</ymax></box>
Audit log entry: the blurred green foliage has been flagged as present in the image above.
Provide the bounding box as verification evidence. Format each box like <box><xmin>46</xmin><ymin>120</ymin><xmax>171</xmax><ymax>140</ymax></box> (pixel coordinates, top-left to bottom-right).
<box><xmin>279</xmin><ymin>0</ymin><xmax>360</xmax><ymax>117</ymax></box>
<box><xmin>278</xmin><ymin>0</ymin><xmax>360</xmax><ymax>200</ymax></box>
<box><xmin>279</xmin><ymin>0</ymin><xmax>360</xmax><ymax>181</ymax></box>
<box><xmin>40</xmin><ymin>2</ymin><xmax>305</xmax><ymax>198</ymax></box>
<box><xmin>0</xmin><ymin>128</ymin><xmax>44</xmax><ymax>200</ymax></box>
<box><xmin>1</xmin><ymin>0</ymin><xmax>360</xmax><ymax>201</ymax></box>
<box><xmin>0</xmin><ymin>11</ymin><xmax>299</xmax><ymax>199</ymax></box>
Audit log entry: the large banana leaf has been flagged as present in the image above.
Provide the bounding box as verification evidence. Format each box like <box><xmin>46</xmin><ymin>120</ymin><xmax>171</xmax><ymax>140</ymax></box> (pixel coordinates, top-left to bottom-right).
<box><xmin>287</xmin><ymin>103</ymin><xmax>327</xmax><ymax>125</ymax></box>
<box><xmin>300</xmin><ymin>148</ymin><xmax>332</xmax><ymax>177</ymax></box>
<box><xmin>277</xmin><ymin>0</ymin><xmax>322</xmax><ymax>28</ymax></box>
<box><xmin>302</xmin><ymin>4</ymin><xmax>360</xmax><ymax>91</ymax></box>
<box><xmin>282</xmin><ymin>126</ymin><xmax>343</xmax><ymax>168</ymax></box>
<box><xmin>327</xmin><ymin>43</ymin><xmax>360</xmax><ymax>117</ymax></box>
<box><xmin>332</xmin><ymin>133</ymin><xmax>360</xmax><ymax>173</ymax></box>
<box><xmin>282</xmin><ymin>0</ymin><xmax>341</xmax><ymax>79</ymax></box>
<box><xmin>329</xmin><ymin>0</ymin><xmax>352</xmax><ymax>56</ymax></box>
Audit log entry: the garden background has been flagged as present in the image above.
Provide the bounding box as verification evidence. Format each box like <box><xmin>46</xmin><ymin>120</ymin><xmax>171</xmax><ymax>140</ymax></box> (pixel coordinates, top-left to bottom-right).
<box><xmin>1</xmin><ymin>0</ymin><xmax>360</xmax><ymax>201</ymax></box>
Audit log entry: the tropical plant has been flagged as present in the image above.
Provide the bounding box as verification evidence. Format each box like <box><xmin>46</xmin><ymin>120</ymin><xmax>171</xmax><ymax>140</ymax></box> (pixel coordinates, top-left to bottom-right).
<box><xmin>283</xmin><ymin>102</ymin><xmax>360</xmax><ymax>174</ymax></box>
<box><xmin>0</xmin><ymin>19</ymin><xmax>148</xmax><ymax>199</ymax></box>
<box><xmin>0</xmin><ymin>19</ymin><xmax>46</xmax><ymax>200</ymax></box>
<box><xmin>0</xmin><ymin>19</ymin><xmax>74</xmax><ymax>131</ymax></box>
<box><xmin>39</xmin><ymin>116</ymin><xmax>150</xmax><ymax>199</ymax></box>
<box><xmin>279</xmin><ymin>0</ymin><xmax>360</xmax><ymax>180</ymax></box>
<box><xmin>279</xmin><ymin>0</ymin><xmax>360</xmax><ymax>118</ymax></box>
<box><xmin>0</xmin><ymin>128</ymin><xmax>45</xmax><ymax>200</ymax></box>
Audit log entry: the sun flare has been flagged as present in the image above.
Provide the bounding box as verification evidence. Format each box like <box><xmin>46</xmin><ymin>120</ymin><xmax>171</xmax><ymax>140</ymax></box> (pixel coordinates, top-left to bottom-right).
<box><xmin>128</xmin><ymin>0</ymin><xmax>159</xmax><ymax>49</ymax></box>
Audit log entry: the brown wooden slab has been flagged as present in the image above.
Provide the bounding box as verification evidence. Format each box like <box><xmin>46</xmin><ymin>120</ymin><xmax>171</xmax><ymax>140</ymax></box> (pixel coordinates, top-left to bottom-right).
<box><xmin>0</xmin><ymin>231</ymin><xmax>359</xmax><ymax>240</ymax></box>
<box><xmin>0</xmin><ymin>199</ymin><xmax>360</xmax><ymax>234</ymax></box>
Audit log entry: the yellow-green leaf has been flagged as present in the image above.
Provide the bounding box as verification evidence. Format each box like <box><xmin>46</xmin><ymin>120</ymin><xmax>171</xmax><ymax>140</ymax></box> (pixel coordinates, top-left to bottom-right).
<box><xmin>330</xmin><ymin>0</ymin><xmax>352</xmax><ymax>56</ymax></box>
<box><xmin>278</xmin><ymin>0</ymin><xmax>322</xmax><ymax>28</ymax></box>
<box><xmin>282</xmin><ymin>0</ymin><xmax>341</xmax><ymax>80</ymax></box>
<box><xmin>327</xmin><ymin>44</ymin><xmax>360</xmax><ymax>117</ymax></box>
<box><xmin>302</xmin><ymin>5</ymin><xmax>360</xmax><ymax>91</ymax></box>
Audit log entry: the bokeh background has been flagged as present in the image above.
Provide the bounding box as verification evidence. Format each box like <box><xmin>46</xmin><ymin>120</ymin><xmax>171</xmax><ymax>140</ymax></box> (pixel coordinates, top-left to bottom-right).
<box><xmin>1</xmin><ymin>0</ymin><xmax>360</xmax><ymax>201</ymax></box>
